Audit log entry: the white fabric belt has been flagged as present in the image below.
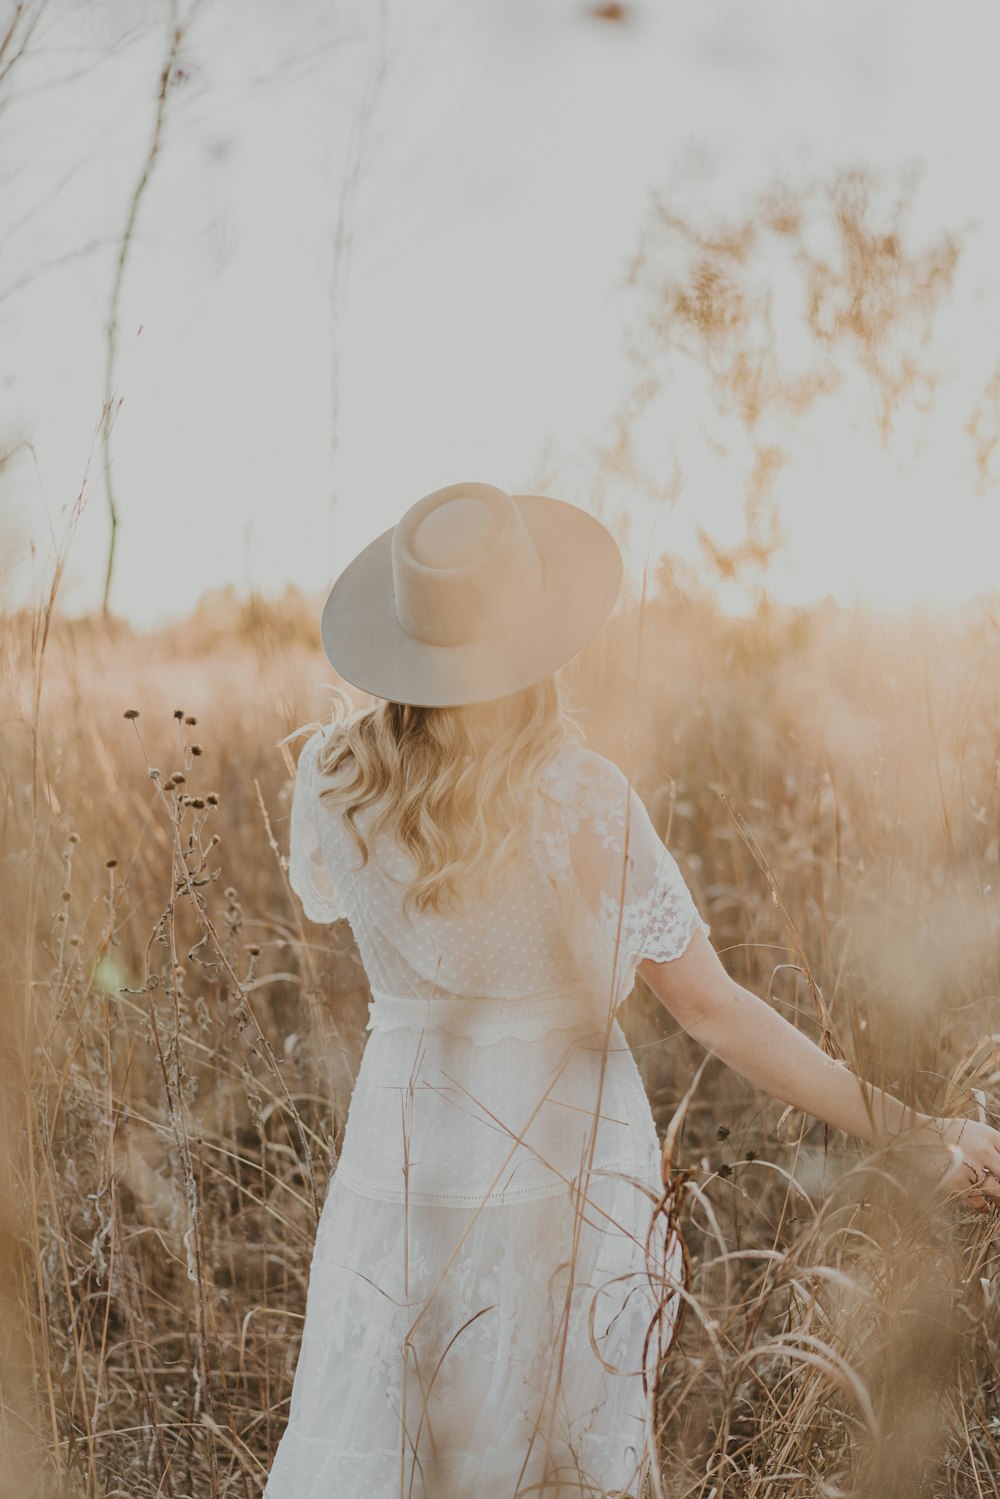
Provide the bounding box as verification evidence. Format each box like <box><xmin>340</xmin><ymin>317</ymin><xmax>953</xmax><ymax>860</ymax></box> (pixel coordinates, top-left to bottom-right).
<box><xmin>342</xmin><ymin>981</ymin><xmax>656</xmax><ymax>1207</ymax></box>
<box><xmin>365</xmin><ymin>982</ymin><xmax>606</xmax><ymax>1043</ymax></box>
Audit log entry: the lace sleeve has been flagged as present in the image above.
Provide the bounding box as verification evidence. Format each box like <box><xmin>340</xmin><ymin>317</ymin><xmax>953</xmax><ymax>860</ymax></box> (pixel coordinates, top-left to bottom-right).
<box><xmin>534</xmin><ymin>747</ymin><xmax>710</xmax><ymax>1011</ymax></box>
<box><xmin>287</xmin><ymin>729</ymin><xmax>344</xmax><ymax>924</ymax></box>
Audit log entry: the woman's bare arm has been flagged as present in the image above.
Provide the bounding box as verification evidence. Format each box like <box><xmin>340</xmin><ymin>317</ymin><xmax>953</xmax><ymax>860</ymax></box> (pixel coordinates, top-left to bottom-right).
<box><xmin>637</xmin><ymin>930</ymin><xmax>1000</xmax><ymax>1208</ymax></box>
<box><xmin>637</xmin><ymin>931</ymin><xmax>922</xmax><ymax>1145</ymax></box>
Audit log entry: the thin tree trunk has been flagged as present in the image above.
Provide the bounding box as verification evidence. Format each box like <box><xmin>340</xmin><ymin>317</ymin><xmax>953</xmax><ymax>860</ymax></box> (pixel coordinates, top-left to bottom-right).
<box><xmin>101</xmin><ymin>3</ymin><xmax>185</xmax><ymax>618</ymax></box>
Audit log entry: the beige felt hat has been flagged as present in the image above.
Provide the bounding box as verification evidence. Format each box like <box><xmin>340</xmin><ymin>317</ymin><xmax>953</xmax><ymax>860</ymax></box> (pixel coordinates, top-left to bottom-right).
<box><xmin>320</xmin><ymin>481</ymin><xmax>623</xmax><ymax>707</ymax></box>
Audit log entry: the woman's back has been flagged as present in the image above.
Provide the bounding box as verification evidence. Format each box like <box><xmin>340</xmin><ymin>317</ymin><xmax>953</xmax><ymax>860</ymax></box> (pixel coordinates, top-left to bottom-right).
<box><xmin>288</xmin><ymin>726</ymin><xmax>710</xmax><ymax>1013</ymax></box>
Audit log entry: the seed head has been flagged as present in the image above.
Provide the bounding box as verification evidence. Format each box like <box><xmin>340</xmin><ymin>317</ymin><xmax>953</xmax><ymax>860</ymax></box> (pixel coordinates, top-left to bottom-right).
<box><xmin>716</xmin><ymin>1124</ymin><xmax>730</xmax><ymax>1141</ymax></box>
<box><xmin>191</xmin><ymin>798</ymin><xmax>206</xmax><ymax>810</ymax></box>
<box><xmin>173</xmin><ymin>709</ymin><xmax>184</xmax><ymax>720</ymax></box>
<box><xmin>185</xmin><ymin>715</ymin><xmax>197</xmax><ymax>726</ymax></box>
<box><xmin>206</xmin><ymin>792</ymin><xmax>219</xmax><ymax>806</ymax></box>
<box><xmin>124</xmin><ymin>709</ymin><xmax>139</xmax><ymax>720</ymax></box>
<box><xmin>191</xmin><ymin>744</ymin><xmax>203</xmax><ymax>756</ymax></box>
<box><xmin>68</xmin><ymin>832</ymin><xmax>81</xmax><ymax>845</ymax></box>
<box><xmin>106</xmin><ymin>858</ymin><xmax>118</xmax><ymax>869</ymax></box>
<box><xmin>148</xmin><ymin>767</ymin><xmax>161</xmax><ymax>780</ymax></box>
<box><xmin>61</xmin><ymin>890</ymin><xmax>71</xmax><ymax>902</ymax></box>
<box><xmin>247</xmin><ymin>944</ymin><xmax>261</xmax><ymax>957</ymax></box>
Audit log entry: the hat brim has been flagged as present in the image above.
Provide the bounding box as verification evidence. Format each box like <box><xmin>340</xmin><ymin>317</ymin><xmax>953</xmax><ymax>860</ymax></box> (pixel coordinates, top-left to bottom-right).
<box><xmin>320</xmin><ymin>494</ymin><xmax>623</xmax><ymax>707</ymax></box>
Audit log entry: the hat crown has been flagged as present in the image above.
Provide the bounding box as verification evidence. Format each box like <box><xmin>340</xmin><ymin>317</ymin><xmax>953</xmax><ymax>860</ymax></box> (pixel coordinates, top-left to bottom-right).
<box><xmin>410</xmin><ymin>497</ymin><xmax>499</xmax><ymax>570</ymax></box>
<box><xmin>391</xmin><ymin>483</ymin><xmax>544</xmax><ymax>648</ymax></box>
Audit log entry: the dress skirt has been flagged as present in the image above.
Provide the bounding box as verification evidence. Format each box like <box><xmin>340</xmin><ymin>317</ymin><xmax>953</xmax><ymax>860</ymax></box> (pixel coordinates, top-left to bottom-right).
<box><xmin>262</xmin><ymin>986</ymin><xmax>685</xmax><ymax>1499</ymax></box>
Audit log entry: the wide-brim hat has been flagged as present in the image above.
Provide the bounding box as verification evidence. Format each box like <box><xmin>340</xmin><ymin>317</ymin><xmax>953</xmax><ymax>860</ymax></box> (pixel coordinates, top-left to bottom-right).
<box><xmin>320</xmin><ymin>481</ymin><xmax>623</xmax><ymax>707</ymax></box>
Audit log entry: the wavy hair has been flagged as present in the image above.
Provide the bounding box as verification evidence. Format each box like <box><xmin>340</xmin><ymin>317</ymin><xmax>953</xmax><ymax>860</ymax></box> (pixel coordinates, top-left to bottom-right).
<box><xmin>298</xmin><ymin>672</ymin><xmax>583</xmax><ymax>916</ymax></box>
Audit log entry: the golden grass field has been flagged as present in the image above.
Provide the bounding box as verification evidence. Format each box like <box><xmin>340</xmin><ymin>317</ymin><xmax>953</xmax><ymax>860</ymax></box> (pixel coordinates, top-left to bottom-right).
<box><xmin>3</xmin><ymin>562</ymin><xmax>999</xmax><ymax>1498</ymax></box>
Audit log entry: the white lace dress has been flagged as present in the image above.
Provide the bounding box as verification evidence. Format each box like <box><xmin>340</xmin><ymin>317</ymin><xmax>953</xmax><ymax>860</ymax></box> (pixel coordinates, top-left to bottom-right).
<box><xmin>262</xmin><ymin>731</ymin><xmax>711</xmax><ymax>1499</ymax></box>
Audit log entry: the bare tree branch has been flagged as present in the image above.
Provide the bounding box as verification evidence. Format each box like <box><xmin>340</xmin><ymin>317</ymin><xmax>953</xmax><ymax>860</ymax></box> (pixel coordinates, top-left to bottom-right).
<box><xmin>100</xmin><ymin>0</ymin><xmax>191</xmax><ymax>618</ymax></box>
<box><xmin>328</xmin><ymin>0</ymin><xmax>391</xmax><ymax>514</ymax></box>
<box><xmin>0</xmin><ymin>0</ymin><xmax>47</xmax><ymax>93</ymax></box>
<box><xmin>0</xmin><ymin>234</ymin><xmax>119</xmax><ymax>308</ymax></box>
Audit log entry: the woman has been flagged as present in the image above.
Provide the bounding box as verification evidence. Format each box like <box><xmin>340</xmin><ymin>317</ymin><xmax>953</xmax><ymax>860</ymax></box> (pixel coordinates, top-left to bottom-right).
<box><xmin>263</xmin><ymin>482</ymin><xmax>1000</xmax><ymax>1499</ymax></box>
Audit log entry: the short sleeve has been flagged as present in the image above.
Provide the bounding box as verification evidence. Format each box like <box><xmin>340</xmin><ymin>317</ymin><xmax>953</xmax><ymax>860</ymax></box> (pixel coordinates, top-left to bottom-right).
<box><xmin>533</xmin><ymin>747</ymin><xmax>710</xmax><ymax>1011</ymax></box>
<box><xmin>287</xmin><ymin>729</ymin><xmax>344</xmax><ymax>925</ymax></box>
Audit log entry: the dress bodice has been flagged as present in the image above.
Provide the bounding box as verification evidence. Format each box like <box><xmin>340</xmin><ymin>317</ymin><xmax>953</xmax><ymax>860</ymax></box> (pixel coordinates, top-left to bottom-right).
<box><xmin>287</xmin><ymin>727</ymin><xmax>710</xmax><ymax>1023</ymax></box>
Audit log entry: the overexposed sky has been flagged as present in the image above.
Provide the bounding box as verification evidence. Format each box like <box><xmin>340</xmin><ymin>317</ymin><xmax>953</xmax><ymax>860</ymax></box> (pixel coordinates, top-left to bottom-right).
<box><xmin>2</xmin><ymin>0</ymin><xmax>999</xmax><ymax>628</ymax></box>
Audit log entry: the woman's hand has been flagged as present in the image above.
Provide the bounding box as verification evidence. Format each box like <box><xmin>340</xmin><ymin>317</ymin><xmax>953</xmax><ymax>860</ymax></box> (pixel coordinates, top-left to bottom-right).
<box><xmin>907</xmin><ymin>1116</ymin><xmax>1000</xmax><ymax>1214</ymax></box>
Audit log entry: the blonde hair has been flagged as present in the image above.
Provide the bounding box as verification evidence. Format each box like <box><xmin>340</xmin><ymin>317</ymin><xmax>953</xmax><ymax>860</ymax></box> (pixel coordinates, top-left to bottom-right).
<box><xmin>305</xmin><ymin>672</ymin><xmax>582</xmax><ymax>916</ymax></box>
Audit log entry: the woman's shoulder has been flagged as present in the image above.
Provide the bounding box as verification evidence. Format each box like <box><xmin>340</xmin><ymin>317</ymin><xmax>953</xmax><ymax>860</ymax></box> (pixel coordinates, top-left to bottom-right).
<box><xmin>296</xmin><ymin>720</ymin><xmax>353</xmax><ymax>770</ymax></box>
<box><xmin>292</xmin><ymin>724</ymin><xmax>347</xmax><ymax>804</ymax></box>
<box><xmin>292</xmin><ymin>724</ymin><xmax>328</xmax><ymax>777</ymax></box>
<box><xmin>537</xmin><ymin>741</ymin><xmax>631</xmax><ymax>810</ymax></box>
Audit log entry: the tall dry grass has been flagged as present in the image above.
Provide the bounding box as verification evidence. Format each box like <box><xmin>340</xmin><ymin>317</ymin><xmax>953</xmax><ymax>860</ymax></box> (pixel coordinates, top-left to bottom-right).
<box><xmin>2</xmin><ymin>553</ymin><xmax>999</xmax><ymax>1497</ymax></box>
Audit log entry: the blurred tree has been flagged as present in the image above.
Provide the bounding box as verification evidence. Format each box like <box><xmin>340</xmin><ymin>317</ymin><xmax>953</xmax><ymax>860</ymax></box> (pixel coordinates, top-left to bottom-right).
<box><xmin>586</xmin><ymin>2</ymin><xmax>631</xmax><ymax>23</ymax></box>
<box><xmin>966</xmin><ymin>356</ymin><xmax>1000</xmax><ymax>492</ymax></box>
<box><xmin>602</xmin><ymin>165</ymin><xmax>961</xmax><ymax>590</ymax></box>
